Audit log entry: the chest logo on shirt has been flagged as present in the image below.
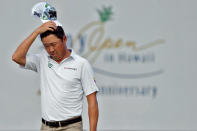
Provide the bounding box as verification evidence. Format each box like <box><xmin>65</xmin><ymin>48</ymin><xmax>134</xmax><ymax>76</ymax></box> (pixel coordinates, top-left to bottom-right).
<box><xmin>64</xmin><ymin>67</ymin><xmax>77</xmax><ymax>71</ymax></box>
<box><xmin>48</xmin><ymin>61</ymin><xmax>53</xmax><ymax>68</ymax></box>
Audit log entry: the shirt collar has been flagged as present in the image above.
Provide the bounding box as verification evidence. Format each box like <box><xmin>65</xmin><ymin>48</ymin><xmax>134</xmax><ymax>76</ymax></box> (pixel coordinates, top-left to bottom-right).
<box><xmin>69</xmin><ymin>49</ymin><xmax>76</xmax><ymax>60</ymax></box>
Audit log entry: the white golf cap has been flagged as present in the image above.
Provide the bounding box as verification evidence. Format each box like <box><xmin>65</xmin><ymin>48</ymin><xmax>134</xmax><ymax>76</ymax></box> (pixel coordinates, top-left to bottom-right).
<box><xmin>32</xmin><ymin>2</ymin><xmax>62</xmax><ymax>26</ymax></box>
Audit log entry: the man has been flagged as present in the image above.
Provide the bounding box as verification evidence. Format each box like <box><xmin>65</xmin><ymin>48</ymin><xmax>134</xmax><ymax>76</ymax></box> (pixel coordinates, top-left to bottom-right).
<box><xmin>12</xmin><ymin>21</ymin><xmax>99</xmax><ymax>131</ymax></box>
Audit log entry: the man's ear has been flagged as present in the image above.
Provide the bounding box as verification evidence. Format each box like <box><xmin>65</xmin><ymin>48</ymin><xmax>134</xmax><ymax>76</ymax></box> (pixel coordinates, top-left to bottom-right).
<box><xmin>63</xmin><ymin>35</ymin><xmax>67</xmax><ymax>44</ymax></box>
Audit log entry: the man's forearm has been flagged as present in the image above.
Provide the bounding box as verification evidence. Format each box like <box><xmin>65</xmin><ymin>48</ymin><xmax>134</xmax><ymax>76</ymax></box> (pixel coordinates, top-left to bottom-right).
<box><xmin>12</xmin><ymin>30</ymin><xmax>39</xmax><ymax>65</ymax></box>
<box><xmin>88</xmin><ymin>103</ymin><xmax>99</xmax><ymax>131</ymax></box>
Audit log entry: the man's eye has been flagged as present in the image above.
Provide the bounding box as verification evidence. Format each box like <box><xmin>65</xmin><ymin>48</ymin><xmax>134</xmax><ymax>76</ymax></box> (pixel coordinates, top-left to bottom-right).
<box><xmin>52</xmin><ymin>43</ymin><xmax>56</xmax><ymax>46</ymax></box>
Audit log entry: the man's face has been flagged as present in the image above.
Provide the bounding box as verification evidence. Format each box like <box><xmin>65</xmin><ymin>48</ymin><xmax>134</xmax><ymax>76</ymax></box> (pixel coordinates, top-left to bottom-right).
<box><xmin>42</xmin><ymin>34</ymin><xmax>67</xmax><ymax>61</ymax></box>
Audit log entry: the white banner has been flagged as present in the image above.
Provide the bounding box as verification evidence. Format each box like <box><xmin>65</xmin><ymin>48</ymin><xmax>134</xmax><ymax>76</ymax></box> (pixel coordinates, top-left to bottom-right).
<box><xmin>1</xmin><ymin>0</ymin><xmax>197</xmax><ymax>130</ymax></box>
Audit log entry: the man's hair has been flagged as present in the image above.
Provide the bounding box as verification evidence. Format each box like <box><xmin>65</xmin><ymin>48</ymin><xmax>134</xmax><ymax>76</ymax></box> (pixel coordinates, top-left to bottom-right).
<box><xmin>40</xmin><ymin>26</ymin><xmax>65</xmax><ymax>41</ymax></box>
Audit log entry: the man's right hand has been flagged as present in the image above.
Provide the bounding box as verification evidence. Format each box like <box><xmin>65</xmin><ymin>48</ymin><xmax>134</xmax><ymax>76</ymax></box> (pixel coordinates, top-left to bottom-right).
<box><xmin>35</xmin><ymin>21</ymin><xmax>57</xmax><ymax>35</ymax></box>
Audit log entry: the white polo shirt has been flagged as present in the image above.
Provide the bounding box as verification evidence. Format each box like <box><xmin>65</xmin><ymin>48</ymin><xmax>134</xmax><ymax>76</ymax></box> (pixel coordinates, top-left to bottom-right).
<box><xmin>21</xmin><ymin>49</ymin><xmax>99</xmax><ymax>121</ymax></box>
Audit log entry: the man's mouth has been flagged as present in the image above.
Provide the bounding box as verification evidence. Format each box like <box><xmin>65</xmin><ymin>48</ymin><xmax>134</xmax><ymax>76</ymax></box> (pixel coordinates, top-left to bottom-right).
<box><xmin>50</xmin><ymin>52</ymin><xmax>56</xmax><ymax>57</ymax></box>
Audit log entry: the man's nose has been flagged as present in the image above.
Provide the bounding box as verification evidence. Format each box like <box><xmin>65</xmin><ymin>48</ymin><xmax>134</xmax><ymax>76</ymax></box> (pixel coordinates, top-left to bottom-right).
<box><xmin>49</xmin><ymin>46</ymin><xmax>55</xmax><ymax>52</ymax></box>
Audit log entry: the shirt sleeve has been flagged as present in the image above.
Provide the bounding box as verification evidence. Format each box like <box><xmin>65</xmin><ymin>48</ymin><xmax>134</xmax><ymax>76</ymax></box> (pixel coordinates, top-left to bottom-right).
<box><xmin>19</xmin><ymin>54</ymin><xmax>41</xmax><ymax>72</ymax></box>
<box><xmin>81</xmin><ymin>60</ymin><xmax>99</xmax><ymax>96</ymax></box>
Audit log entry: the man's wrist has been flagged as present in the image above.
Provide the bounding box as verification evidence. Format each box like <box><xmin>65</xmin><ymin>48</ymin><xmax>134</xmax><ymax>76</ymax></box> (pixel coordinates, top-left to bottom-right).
<box><xmin>33</xmin><ymin>29</ymin><xmax>41</xmax><ymax>36</ymax></box>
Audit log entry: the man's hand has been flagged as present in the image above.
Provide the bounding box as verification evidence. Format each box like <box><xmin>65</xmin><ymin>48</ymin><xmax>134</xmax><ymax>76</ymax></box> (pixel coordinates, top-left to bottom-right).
<box><xmin>35</xmin><ymin>21</ymin><xmax>57</xmax><ymax>35</ymax></box>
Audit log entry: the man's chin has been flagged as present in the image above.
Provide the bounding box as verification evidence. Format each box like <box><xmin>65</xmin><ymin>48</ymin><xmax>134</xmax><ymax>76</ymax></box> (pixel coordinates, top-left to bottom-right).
<box><xmin>50</xmin><ymin>56</ymin><xmax>57</xmax><ymax>60</ymax></box>
<box><xmin>51</xmin><ymin>56</ymin><xmax>61</xmax><ymax>61</ymax></box>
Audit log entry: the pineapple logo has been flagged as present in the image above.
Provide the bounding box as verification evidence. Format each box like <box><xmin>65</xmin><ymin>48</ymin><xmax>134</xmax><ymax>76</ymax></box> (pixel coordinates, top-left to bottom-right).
<box><xmin>72</xmin><ymin>6</ymin><xmax>113</xmax><ymax>64</ymax></box>
<box><xmin>72</xmin><ymin>6</ymin><xmax>164</xmax><ymax>65</ymax></box>
<box><xmin>70</xmin><ymin>6</ymin><xmax>165</xmax><ymax>79</ymax></box>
